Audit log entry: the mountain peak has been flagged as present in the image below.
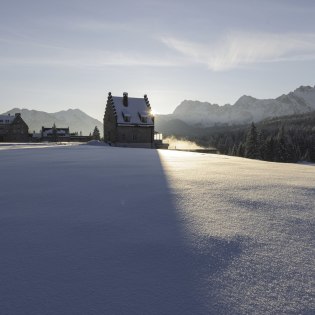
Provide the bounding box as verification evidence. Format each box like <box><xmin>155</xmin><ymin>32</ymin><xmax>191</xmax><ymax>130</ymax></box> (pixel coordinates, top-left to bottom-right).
<box><xmin>53</xmin><ymin>108</ymin><xmax>83</xmax><ymax>114</ymax></box>
<box><xmin>234</xmin><ymin>95</ymin><xmax>256</xmax><ymax>106</ymax></box>
<box><xmin>169</xmin><ymin>84</ymin><xmax>315</xmax><ymax>127</ymax></box>
<box><xmin>294</xmin><ymin>85</ymin><xmax>314</xmax><ymax>93</ymax></box>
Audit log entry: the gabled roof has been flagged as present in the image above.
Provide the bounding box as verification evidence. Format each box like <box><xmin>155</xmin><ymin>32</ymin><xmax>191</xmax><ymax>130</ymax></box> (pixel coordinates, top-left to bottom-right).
<box><xmin>107</xmin><ymin>93</ymin><xmax>154</xmax><ymax>126</ymax></box>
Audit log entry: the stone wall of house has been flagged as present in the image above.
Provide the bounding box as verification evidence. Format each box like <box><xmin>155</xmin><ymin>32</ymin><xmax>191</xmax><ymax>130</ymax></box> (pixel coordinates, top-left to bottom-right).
<box><xmin>117</xmin><ymin>126</ymin><xmax>154</xmax><ymax>144</ymax></box>
<box><xmin>103</xmin><ymin>102</ymin><xmax>118</xmax><ymax>143</ymax></box>
<box><xmin>0</xmin><ymin>115</ymin><xmax>29</xmax><ymax>142</ymax></box>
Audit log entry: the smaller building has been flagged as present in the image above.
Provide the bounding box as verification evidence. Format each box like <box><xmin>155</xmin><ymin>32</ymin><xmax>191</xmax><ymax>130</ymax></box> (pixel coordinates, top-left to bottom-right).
<box><xmin>41</xmin><ymin>126</ymin><xmax>70</xmax><ymax>142</ymax></box>
<box><xmin>0</xmin><ymin>113</ymin><xmax>29</xmax><ymax>142</ymax></box>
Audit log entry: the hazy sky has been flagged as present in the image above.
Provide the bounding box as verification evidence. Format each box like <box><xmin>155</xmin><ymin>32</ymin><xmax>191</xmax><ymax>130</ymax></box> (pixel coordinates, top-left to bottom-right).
<box><xmin>1</xmin><ymin>0</ymin><xmax>315</xmax><ymax>119</ymax></box>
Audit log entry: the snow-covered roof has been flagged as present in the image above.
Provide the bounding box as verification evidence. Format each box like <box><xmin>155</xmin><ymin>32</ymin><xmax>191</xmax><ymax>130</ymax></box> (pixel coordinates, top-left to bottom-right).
<box><xmin>108</xmin><ymin>93</ymin><xmax>154</xmax><ymax>126</ymax></box>
<box><xmin>41</xmin><ymin>127</ymin><xmax>70</xmax><ymax>137</ymax></box>
<box><xmin>0</xmin><ymin>115</ymin><xmax>16</xmax><ymax>124</ymax></box>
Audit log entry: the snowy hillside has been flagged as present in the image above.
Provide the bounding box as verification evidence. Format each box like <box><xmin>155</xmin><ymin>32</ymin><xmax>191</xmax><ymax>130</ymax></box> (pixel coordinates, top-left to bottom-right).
<box><xmin>2</xmin><ymin>108</ymin><xmax>103</xmax><ymax>135</ymax></box>
<box><xmin>0</xmin><ymin>145</ymin><xmax>314</xmax><ymax>314</ymax></box>
<box><xmin>171</xmin><ymin>85</ymin><xmax>315</xmax><ymax>126</ymax></box>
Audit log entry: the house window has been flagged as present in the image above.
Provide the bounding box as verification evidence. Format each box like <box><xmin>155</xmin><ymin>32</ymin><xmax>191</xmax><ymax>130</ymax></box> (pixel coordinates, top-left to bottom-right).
<box><xmin>122</xmin><ymin>133</ymin><xmax>125</xmax><ymax>140</ymax></box>
<box><xmin>132</xmin><ymin>134</ymin><xmax>137</xmax><ymax>141</ymax></box>
<box><xmin>141</xmin><ymin>116</ymin><xmax>147</xmax><ymax>123</ymax></box>
<box><xmin>122</xmin><ymin>111</ymin><xmax>131</xmax><ymax>122</ymax></box>
<box><xmin>138</xmin><ymin>112</ymin><xmax>148</xmax><ymax>123</ymax></box>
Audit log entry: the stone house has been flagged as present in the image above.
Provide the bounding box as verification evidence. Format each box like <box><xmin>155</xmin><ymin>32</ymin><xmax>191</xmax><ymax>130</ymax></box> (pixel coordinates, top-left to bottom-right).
<box><xmin>0</xmin><ymin>113</ymin><xmax>29</xmax><ymax>142</ymax></box>
<box><xmin>103</xmin><ymin>92</ymin><xmax>155</xmax><ymax>148</ymax></box>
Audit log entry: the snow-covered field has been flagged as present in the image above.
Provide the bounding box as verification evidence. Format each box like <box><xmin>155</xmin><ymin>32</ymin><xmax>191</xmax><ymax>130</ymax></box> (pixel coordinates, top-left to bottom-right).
<box><xmin>0</xmin><ymin>144</ymin><xmax>314</xmax><ymax>314</ymax></box>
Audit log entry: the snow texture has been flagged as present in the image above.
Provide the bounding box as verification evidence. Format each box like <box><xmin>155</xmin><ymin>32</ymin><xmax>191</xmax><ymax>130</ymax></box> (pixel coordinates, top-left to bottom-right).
<box><xmin>0</xmin><ymin>145</ymin><xmax>314</xmax><ymax>314</ymax></box>
<box><xmin>86</xmin><ymin>140</ymin><xmax>109</xmax><ymax>146</ymax></box>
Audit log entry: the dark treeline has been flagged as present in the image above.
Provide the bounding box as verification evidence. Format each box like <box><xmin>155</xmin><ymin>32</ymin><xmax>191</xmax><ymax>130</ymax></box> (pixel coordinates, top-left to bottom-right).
<box><xmin>189</xmin><ymin>111</ymin><xmax>315</xmax><ymax>163</ymax></box>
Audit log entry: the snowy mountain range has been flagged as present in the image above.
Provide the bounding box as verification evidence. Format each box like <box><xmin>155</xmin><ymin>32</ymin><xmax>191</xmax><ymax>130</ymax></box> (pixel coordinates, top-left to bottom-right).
<box><xmin>159</xmin><ymin>85</ymin><xmax>315</xmax><ymax>127</ymax></box>
<box><xmin>2</xmin><ymin>108</ymin><xmax>103</xmax><ymax>135</ymax></box>
<box><xmin>3</xmin><ymin>85</ymin><xmax>314</xmax><ymax>136</ymax></box>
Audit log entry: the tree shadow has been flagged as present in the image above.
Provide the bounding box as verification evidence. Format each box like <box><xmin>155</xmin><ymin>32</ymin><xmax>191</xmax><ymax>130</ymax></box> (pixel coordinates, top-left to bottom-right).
<box><xmin>0</xmin><ymin>146</ymin><xmax>244</xmax><ymax>314</ymax></box>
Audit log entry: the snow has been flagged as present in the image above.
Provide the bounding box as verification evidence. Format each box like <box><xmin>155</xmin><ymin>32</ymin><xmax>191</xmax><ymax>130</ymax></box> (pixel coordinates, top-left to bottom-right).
<box><xmin>86</xmin><ymin>140</ymin><xmax>109</xmax><ymax>146</ymax></box>
<box><xmin>111</xmin><ymin>96</ymin><xmax>154</xmax><ymax>125</ymax></box>
<box><xmin>0</xmin><ymin>146</ymin><xmax>314</xmax><ymax>314</ymax></box>
<box><xmin>0</xmin><ymin>142</ymin><xmax>78</xmax><ymax>150</ymax></box>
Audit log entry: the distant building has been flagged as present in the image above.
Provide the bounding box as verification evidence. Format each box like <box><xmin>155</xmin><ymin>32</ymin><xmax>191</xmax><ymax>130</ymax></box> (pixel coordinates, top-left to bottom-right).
<box><xmin>69</xmin><ymin>134</ymin><xmax>93</xmax><ymax>142</ymax></box>
<box><xmin>41</xmin><ymin>126</ymin><xmax>70</xmax><ymax>142</ymax></box>
<box><xmin>0</xmin><ymin>113</ymin><xmax>29</xmax><ymax>142</ymax></box>
<box><xmin>103</xmin><ymin>92</ymin><xmax>155</xmax><ymax>148</ymax></box>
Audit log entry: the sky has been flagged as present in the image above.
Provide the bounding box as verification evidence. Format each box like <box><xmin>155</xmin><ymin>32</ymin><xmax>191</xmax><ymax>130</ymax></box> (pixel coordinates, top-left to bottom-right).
<box><xmin>1</xmin><ymin>0</ymin><xmax>315</xmax><ymax>119</ymax></box>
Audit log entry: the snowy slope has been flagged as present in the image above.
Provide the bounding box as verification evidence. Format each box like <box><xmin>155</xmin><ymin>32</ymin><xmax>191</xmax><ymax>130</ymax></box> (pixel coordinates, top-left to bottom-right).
<box><xmin>172</xmin><ymin>85</ymin><xmax>315</xmax><ymax>126</ymax></box>
<box><xmin>0</xmin><ymin>146</ymin><xmax>314</xmax><ymax>314</ymax></box>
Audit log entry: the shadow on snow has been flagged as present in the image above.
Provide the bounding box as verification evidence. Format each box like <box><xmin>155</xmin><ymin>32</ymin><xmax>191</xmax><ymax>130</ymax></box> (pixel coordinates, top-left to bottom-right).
<box><xmin>0</xmin><ymin>146</ymin><xmax>244</xmax><ymax>314</ymax></box>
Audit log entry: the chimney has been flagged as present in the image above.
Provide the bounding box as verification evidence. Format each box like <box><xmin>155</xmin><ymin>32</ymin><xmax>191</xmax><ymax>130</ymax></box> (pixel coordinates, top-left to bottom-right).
<box><xmin>123</xmin><ymin>92</ymin><xmax>128</xmax><ymax>107</ymax></box>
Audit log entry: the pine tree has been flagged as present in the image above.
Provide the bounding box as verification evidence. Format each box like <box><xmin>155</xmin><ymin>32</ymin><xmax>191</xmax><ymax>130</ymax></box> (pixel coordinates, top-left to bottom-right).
<box><xmin>303</xmin><ymin>149</ymin><xmax>310</xmax><ymax>162</ymax></box>
<box><xmin>309</xmin><ymin>136</ymin><xmax>315</xmax><ymax>162</ymax></box>
<box><xmin>244</xmin><ymin>123</ymin><xmax>260</xmax><ymax>159</ymax></box>
<box><xmin>292</xmin><ymin>144</ymin><xmax>301</xmax><ymax>162</ymax></box>
<box><xmin>230</xmin><ymin>144</ymin><xmax>237</xmax><ymax>156</ymax></box>
<box><xmin>274</xmin><ymin>126</ymin><xmax>288</xmax><ymax>162</ymax></box>
<box><xmin>263</xmin><ymin>136</ymin><xmax>275</xmax><ymax>161</ymax></box>
<box><xmin>93</xmin><ymin>126</ymin><xmax>100</xmax><ymax>140</ymax></box>
<box><xmin>257</xmin><ymin>130</ymin><xmax>266</xmax><ymax>159</ymax></box>
<box><xmin>237</xmin><ymin>142</ymin><xmax>245</xmax><ymax>157</ymax></box>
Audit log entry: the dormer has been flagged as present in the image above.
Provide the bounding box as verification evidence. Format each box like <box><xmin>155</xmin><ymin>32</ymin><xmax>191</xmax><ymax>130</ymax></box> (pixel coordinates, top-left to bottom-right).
<box><xmin>122</xmin><ymin>111</ymin><xmax>131</xmax><ymax>122</ymax></box>
<box><xmin>138</xmin><ymin>112</ymin><xmax>148</xmax><ymax>123</ymax></box>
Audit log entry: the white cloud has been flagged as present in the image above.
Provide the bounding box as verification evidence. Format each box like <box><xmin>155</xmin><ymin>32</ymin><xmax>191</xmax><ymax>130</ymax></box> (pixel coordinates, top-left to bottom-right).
<box><xmin>161</xmin><ymin>32</ymin><xmax>315</xmax><ymax>71</ymax></box>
